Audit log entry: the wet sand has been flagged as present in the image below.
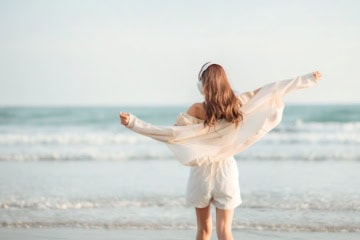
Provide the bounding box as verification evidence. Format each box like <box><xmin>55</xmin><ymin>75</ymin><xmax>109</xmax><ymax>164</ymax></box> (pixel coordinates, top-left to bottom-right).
<box><xmin>1</xmin><ymin>228</ymin><xmax>359</xmax><ymax>240</ymax></box>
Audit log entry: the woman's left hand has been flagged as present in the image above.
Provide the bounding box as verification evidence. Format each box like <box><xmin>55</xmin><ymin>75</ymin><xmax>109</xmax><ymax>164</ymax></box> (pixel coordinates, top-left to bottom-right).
<box><xmin>119</xmin><ymin>112</ymin><xmax>130</xmax><ymax>126</ymax></box>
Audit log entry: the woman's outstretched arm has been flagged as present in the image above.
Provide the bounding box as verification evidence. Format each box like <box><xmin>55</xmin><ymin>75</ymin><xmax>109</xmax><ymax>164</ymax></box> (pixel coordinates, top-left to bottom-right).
<box><xmin>237</xmin><ymin>71</ymin><xmax>321</xmax><ymax>105</ymax></box>
<box><xmin>275</xmin><ymin>71</ymin><xmax>321</xmax><ymax>96</ymax></box>
<box><xmin>119</xmin><ymin>112</ymin><xmax>177</xmax><ymax>142</ymax></box>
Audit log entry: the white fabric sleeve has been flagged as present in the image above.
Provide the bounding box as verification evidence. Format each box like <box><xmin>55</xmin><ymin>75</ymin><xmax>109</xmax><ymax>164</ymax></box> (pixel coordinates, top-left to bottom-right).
<box><xmin>126</xmin><ymin>114</ymin><xmax>176</xmax><ymax>142</ymax></box>
<box><xmin>274</xmin><ymin>72</ymin><xmax>318</xmax><ymax>96</ymax></box>
<box><xmin>237</xmin><ymin>72</ymin><xmax>318</xmax><ymax>105</ymax></box>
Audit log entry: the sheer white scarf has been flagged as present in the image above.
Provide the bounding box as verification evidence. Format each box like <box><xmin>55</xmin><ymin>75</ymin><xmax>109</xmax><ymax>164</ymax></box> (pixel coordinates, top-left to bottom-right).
<box><xmin>125</xmin><ymin>73</ymin><xmax>318</xmax><ymax>166</ymax></box>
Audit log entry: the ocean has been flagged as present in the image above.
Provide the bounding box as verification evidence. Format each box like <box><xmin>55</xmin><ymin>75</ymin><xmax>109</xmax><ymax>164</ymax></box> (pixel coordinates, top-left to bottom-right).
<box><xmin>0</xmin><ymin>105</ymin><xmax>359</xmax><ymax>238</ymax></box>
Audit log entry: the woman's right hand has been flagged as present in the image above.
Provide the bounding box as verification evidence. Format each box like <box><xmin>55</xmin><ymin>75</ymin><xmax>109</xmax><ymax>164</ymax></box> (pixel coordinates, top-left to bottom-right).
<box><xmin>119</xmin><ymin>112</ymin><xmax>130</xmax><ymax>126</ymax></box>
<box><xmin>313</xmin><ymin>71</ymin><xmax>322</xmax><ymax>81</ymax></box>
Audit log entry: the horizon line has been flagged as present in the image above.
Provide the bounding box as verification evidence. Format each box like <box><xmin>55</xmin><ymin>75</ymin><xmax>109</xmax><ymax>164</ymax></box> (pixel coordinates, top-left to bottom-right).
<box><xmin>1</xmin><ymin>102</ymin><xmax>360</xmax><ymax>108</ymax></box>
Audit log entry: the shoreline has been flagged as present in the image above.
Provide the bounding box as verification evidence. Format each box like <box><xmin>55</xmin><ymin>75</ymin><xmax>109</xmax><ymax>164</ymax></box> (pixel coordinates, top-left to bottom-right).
<box><xmin>1</xmin><ymin>228</ymin><xmax>359</xmax><ymax>240</ymax></box>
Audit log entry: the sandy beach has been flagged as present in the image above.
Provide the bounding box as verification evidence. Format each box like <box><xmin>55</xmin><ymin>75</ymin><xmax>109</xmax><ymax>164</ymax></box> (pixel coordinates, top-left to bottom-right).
<box><xmin>1</xmin><ymin>228</ymin><xmax>360</xmax><ymax>240</ymax></box>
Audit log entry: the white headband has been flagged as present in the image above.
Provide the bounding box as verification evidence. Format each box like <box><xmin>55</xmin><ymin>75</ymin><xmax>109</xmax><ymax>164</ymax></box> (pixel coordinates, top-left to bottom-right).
<box><xmin>198</xmin><ymin>62</ymin><xmax>216</xmax><ymax>81</ymax></box>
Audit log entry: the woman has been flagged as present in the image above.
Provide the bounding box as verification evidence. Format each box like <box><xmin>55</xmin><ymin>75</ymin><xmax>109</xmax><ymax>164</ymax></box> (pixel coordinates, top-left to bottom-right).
<box><xmin>120</xmin><ymin>62</ymin><xmax>321</xmax><ymax>240</ymax></box>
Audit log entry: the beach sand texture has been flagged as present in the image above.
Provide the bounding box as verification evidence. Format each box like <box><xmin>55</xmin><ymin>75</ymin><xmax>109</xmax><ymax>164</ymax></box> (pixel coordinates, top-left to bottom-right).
<box><xmin>1</xmin><ymin>228</ymin><xmax>360</xmax><ymax>240</ymax></box>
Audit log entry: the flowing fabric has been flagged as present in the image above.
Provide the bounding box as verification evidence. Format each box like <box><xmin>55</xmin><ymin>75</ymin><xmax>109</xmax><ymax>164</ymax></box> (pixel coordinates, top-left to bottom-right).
<box><xmin>125</xmin><ymin>73</ymin><xmax>318</xmax><ymax>166</ymax></box>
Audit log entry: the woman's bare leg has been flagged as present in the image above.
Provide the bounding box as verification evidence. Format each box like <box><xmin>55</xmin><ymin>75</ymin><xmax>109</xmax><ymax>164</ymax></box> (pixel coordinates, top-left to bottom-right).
<box><xmin>195</xmin><ymin>206</ymin><xmax>212</xmax><ymax>240</ymax></box>
<box><xmin>215</xmin><ymin>208</ymin><xmax>234</xmax><ymax>240</ymax></box>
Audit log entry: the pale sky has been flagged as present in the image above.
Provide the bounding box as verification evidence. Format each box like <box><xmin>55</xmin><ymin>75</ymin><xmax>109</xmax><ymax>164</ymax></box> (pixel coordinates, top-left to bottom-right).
<box><xmin>0</xmin><ymin>0</ymin><xmax>359</xmax><ymax>106</ymax></box>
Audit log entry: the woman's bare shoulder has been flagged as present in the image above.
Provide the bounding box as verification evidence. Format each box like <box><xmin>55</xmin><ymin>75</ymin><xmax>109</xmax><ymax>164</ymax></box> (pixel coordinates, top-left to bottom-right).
<box><xmin>186</xmin><ymin>102</ymin><xmax>206</xmax><ymax>120</ymax></box>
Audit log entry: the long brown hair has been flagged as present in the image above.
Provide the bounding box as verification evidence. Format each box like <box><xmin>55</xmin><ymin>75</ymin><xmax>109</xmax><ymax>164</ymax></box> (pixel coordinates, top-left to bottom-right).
<box><xmin>200</xmin><ymin>63</ymin><xmax>243</xmax><ymax>127</ymax></box>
